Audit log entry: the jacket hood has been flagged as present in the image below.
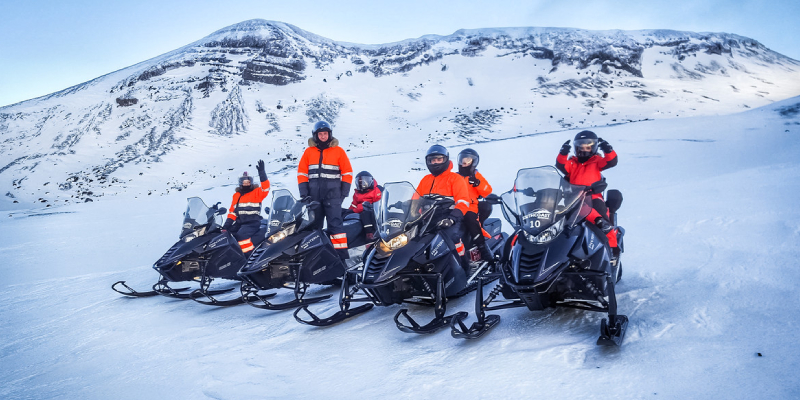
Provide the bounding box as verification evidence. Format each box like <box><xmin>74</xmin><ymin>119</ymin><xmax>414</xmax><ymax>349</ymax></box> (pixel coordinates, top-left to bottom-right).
<box><xmin>308</xmin><ymin>137</ymin><xmax>339</xmax><ymax>148</ymax></box>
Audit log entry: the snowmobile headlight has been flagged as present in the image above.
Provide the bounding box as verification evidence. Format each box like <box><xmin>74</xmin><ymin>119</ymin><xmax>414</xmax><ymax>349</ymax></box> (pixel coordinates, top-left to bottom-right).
<box><xmin>379</xmin><ymin>233</ymin><xmax>409</xmax><ymax>252</ymax></box>
<box><xmin>526</xmin><ymin>218</ymin><xmax>565</xmax><ymax>244</ymax></box>
<box><xmin>184</xmin><ymin>226</ymin><xmax>207</xmax><ymax>242</ymax></box>
<box><xmin>268</xmin><ymin>224</ymin><xmax>296</xmax><ymax>244</ymax></box>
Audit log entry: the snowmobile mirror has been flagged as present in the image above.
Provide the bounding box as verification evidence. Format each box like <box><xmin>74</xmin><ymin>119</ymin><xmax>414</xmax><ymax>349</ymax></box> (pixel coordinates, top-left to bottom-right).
<box><xmin>263</xmin><ymin>206</ymin><xmax>270</xmax><ymax>215</ymax></box>
<box><xmin>216</xmin><ymin>207</ymin><xmax>227</xmax><ymax>215</ymax></box>
<box><xmin>590</xmin><ymin>180</ymin><xmax>608</xmax><ymax>194</ymax></box>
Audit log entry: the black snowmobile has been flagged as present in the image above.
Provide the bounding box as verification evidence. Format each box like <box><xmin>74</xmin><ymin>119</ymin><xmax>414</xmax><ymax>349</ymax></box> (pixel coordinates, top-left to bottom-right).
<box><xmin>450</xmin><ymin>166</ymin><xmax>627</xmax><ymax>346</ymax></box>
<box><xmin>294</xmin><ymin>181</ymin><xmax>507</xmax><ymax>334</ymax></box>
<box><xmin>236</xmin><ymin>189</ymin><xmax>370</xmax><ymax>311</ymax></box>
<box><xmin>112</xmin><ymin>197</ymin><xmax>271</xmax><ymax>306</ymax></box>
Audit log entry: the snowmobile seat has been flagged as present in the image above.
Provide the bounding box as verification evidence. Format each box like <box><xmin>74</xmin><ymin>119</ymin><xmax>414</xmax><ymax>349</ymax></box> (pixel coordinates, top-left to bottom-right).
<box><xmin>606</xmin><ymin>190</ymin><xmax>623</xmax><ymax>216</ymax></box>
<box><xmin>341</xmin><ymin>214</ymin><xmax>365</xmax><ymax>246</ymax></box>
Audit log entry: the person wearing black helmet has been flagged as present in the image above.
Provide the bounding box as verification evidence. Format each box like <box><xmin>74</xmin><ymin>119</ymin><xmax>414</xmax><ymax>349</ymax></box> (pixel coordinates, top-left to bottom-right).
<box><xmin>221</xmin><ymin>161</ymin><xmax>271</xmax><ymax>253</ymax></box>
<box><xmin>346</xmin><ymin>171</ymin><xmax>382</xmax><ymax>240</ymax></box>
<box><xmin>297</xmin><ymin>120</ymin><xmax>354</xmax><ymax>259</ymax></box>
<box><xmin>556</xmin><ymin>130</ymin><xmax>619</xmax><ymax>248</ymax></box>
<box><xmin>415</xmin><ymin>145</ymin><xmax>471</xmax><ymax>268</ymax></box>
<box><xmin>456</xmin><ymin>148</ymin><xmax>495</xmax><ymax>266</ymax></box>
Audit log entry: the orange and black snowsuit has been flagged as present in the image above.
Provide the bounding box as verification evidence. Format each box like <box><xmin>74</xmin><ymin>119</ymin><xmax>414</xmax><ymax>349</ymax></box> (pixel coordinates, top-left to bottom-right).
<box><xmin>416</xmin><ymin>161</ymin><xmax>471</xmax><ymax>256</ymax></box>
<box><xmin>556</xmin><ymin>150</ymin><xmax>618</xmax><ymax>247</ymax></box>
<box><xmin>225</xmin><ymin>179</ymin><xmax>270</xmax><ymax>253</ymax></box>
<box><xmin>297</xmin><ymin>137</ymin><xmax>353</xmax><ymax>258</ymax></box>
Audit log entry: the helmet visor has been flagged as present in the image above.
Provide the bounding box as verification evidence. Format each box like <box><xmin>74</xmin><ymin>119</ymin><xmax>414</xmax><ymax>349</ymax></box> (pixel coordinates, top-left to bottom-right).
<box><xmin>357</xmin><ymin>175</ymin><xmax>374</xmax><ymax>191</ymax></box>
<box><xmin>426</xmin><ymin>154</ymin><xmax>447</xmax><ymax>165</ymax></box>
<box><xmin>573</xmin><ymin>138</ymin><xmax>597</xmax><ymax>157</ymax></box>
<box><xmin>458</xmin><ymin>153</ymin><xmax>478</xmax><ymax>168</ymax></box>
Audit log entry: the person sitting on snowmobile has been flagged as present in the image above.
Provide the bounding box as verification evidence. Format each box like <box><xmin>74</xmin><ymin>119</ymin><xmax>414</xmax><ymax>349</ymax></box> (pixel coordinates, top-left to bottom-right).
<box><xmin>297</xmin><ymin>120</ymin><xmax>354</xmax><ymax>260</ymax></box>
<box><xmin>456</xmin><ymin>148</ymin><xmax>495</xmax><ymax>267</ymax></box>
<box><xmin>345</xmin><ymin>171</ymin><xmax>382</xmax><ymax>240</ymax></box>
<box><xmin>556</xmin><ymin>130</ymin><xmax>619</xmax><ymax>248</ymax></box>
<box><xmin>415</xmin><ymin>145</ymin><xmax>471</xmax><ymax>267</ymax></box>
<box><xmin>222</xmin><ymin>160</ymin><xmax>271</xmax><ymax>254</ymax></box>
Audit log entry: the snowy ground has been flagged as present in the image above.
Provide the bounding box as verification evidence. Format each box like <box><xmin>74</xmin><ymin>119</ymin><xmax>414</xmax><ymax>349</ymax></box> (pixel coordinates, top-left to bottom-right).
<box><xmin>2</xmin><ymin>97</ymin><xmax>800</xmax><ymax>399</ymax></box>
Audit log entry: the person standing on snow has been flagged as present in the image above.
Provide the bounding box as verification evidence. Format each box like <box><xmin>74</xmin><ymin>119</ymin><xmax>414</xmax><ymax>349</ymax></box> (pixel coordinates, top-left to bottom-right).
<box><xmin>415</xmin><ymin>145</ymin><xmax>471</xmax><ymax>268</ymax></box>
<box><xmin>555</xmin><ymin>130</ymin><xmax>619</xmax><ymax>248</ymax></box>
<box><xmin>297</xmin><ymin>121</ymin><xmax>354</xmax><ymax>260</ymax></box>
<box><xmin>345</xmin><ymin>171</ymin><xmax>382</xmax><ymax>240</ymax></box>
<box><xmin>456</xmin><ymin>148</ymin><xmax>495</xmax><ymax>267</ymax></box>
<box><xmin>222</xmin><ymin>160</ymin><xmax>271</xmax><ymax>254</ymax></box>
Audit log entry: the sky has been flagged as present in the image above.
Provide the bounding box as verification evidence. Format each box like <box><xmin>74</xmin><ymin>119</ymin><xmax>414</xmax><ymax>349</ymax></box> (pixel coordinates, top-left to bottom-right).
<box><xmin>0</xmin><ymin>0</ymin><xmax>798</xmax><ymax>108</ymax></box>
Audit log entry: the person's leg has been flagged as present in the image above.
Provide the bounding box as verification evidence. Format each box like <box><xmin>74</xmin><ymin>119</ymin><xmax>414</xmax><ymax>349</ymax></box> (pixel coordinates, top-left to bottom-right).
<box><xmin>464</xmin><ymin>211</ymin><xmax>494</xmax><ymax>263</ymax></box>
<box><xmin>478</xmin><ymin>200</ymin><xmax>492</xmax><ymax>225</ymax></box>
<box><xmin>232</xmin><ymin>222</ymin><xmax>260</xmax><ymax>254</ymax></box>
<box><xmin>324</xmin><ymin>198</ymin><xmax>348</xmax><ymax>259</ymax></box>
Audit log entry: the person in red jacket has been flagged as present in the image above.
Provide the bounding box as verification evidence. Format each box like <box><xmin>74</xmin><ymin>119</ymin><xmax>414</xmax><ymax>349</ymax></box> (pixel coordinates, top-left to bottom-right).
<box><xmin>222</xmin><ymin>160</ymin><xmax>270</xmax><ymax>254</ymax></box>
<box><xmin>556</xmin><ymin>130</ymin><xmax>618</xmax><ymax>248</ymax></box>
<box><xmin>346</xmin><ymin>171</ymin><xmax>382</xmax><ymax>240</ymax></box>
<box><xmin>456</xmin><ymin>148</ymin><xmax>495</xmax><ymax>266</ymax></box>
<box><xmin>297</xmin><ymin>121</ymin><xmax>353</xmax><ymax>260</ymax></box>
<box><xmin>416</xmin><ymin>145</ymin><xmax>471</xmax><ymax>266</ymax></box>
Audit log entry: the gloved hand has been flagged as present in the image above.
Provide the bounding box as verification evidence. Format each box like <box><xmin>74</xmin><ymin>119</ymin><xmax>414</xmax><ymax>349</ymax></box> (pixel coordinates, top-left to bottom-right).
<box><xmin>598</xmin><ymin>138</ymin><xmax>613</xmax><ymax>153</ymax></box>
<box><xmin>437</xmin><ymin>209</ymin><xmax>463</xmax><ymax>229</ymax></box>
<box><xmin>222</xmin><ymin>218</ymin><xmax>234</xmax><ymax>230</ymax></box>
<box><xmin>468</xmin><ymin>176</ymin><xmax>481</xmax><ymax>187</ymax></box>
<box><xmin>594</xmin><ymin>217</ymin><xmax>614</xmax><ymax>234</ymax></box>
<box><xmin>300</xmin><ymin>195</ymin><xmax>313</xmax><ymax>203</ymax></box>
<box><xmin>298</xmin><ymin>182</ymin><xmax>309</xmax><ymax>198</ymax></box>
<box><xmin>256</xmin><ymin>159</ymin><xmax>267</xmax><ymax>182</ymax></box>
<box><xmin>341</xmin><ymin>182</ymin><xmax>351</xmax><ymax>197</ymax></box>
<box><xmin>559</xmin><ymin>140</ymin><xmax>571</xmax><ymax>156</ymax></box>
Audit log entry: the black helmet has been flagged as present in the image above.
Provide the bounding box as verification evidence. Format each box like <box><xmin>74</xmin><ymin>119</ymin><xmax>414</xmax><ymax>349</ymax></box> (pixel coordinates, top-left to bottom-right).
<box><xmin>425</xmin><ymin>145</ymin><xmax>450</xmax><ymax>176</ymax></box>
<box><xmin>312</xmin><ymin>120</ymin><xmax>332</xmax><ymax>136</ymax></box>
<box><xmin>355</xmin><ymin>171</ymin><xmax>375</xmax><ymax>193</ymax></box>
<box><xmin>457</xmin><ymin>148</ymin><xmax>479</xmax><ymax>176</ymax></box>
<box><xmin>238</xmin><ymin>171</ymin><xmax>253</xmax><ymax>187</ymax></box>
<box><xmin>573</xmin><ymin>130</ymin><xmax>598</xmax><ymax>161</ymax></box>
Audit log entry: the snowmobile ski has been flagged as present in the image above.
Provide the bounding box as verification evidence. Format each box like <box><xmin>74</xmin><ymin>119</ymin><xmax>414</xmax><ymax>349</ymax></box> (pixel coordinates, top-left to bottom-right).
<box><xmin>112</xmin><ymin>281</ymin><xmax>188</xmax><ymax>297</ymax></box>
<box><xmin>450</xmin><ymin>275</ymin><xmax>502</xmax><ymax>339</ymax></box>
<box><xmin>244</xmin><ymin>294</ymin><xmax>332</xmax><ymax>311</ymax></box>
<box><xmin>597</xmin><ymin>315</ymin><xmax>629</xmax><ymax>346</ymax></box>
<box><xmin>395</xmin><ymin>309</ymin><xmax>467</xmax><ymax>334</ymax></box>
<box><xmin>294</xmin><ymin>303</ymin><xmax>375</xmax><ymax>326</ymax></box>
<box><xmin>189</xmin><ymin>289</ymin><xmax>276</xmax><ymax>307</ymax></box>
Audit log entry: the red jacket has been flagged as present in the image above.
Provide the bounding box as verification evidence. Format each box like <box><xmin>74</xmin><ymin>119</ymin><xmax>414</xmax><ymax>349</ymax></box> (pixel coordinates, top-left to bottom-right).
<box><xmin>415</xmin><ymin>161</ymin><xmax>470</xmax><ymax>215</ymax></box>
<box><xmin>556</xmin><ymin>151</ymin><xmax>617</xmax><ymax>199</ymax></box>
<box><xmin>461</xmin><ymin>171</ymin><xmax>492</xmax><ymax>214</ymax></box>
<box><xmin>349</xmin><ymin>183</ymin><xmax>382</xmax><ymax>213</ymax></box>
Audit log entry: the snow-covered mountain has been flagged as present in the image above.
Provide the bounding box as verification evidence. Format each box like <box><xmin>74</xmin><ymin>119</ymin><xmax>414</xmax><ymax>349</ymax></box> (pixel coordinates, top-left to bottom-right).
<box><xmin>2</xmin><ymin>19</ymin><xmax>799</xmax><ymax>209</ymax></box>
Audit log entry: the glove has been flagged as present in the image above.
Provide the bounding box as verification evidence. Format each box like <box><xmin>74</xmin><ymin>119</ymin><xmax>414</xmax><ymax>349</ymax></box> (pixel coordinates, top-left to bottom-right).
<box><xmin>256</xmin><ymin>159</ymin><xmax>267</xmax><ymax>182</ymax></box>
<box><xmin>222</xmin><ymin>218</ymin><xmax>234</xmax><ymax>230</ymax></box>
<box><xmin>595</xmin><ymin>217</ymin><xmax>614</xmax><ymax>234</ymax></box>
<box><xmin>468</xmin><ymin>176</ymin><xmax>480</xmax><ymax>187</ymax></box>
<box><xmin>300</xmin><ymin>195</ymin><xmax>313</xmax><ymax>203</ymax></box>
<box><xmin>438</xmin><ymin>209</ymin><xmax>463</xmax><ymax>229</ymax></box>
<box><xmin>437</xmin><ymin>218</ymin><xmax>454</xmax><ymax>229</ymax></box>
<box><xmin>598</xmin><ymin>138</ymin><xmax>613</xmax><ymax>153</ymax></box>
<box><xmin>298</xmin><ymin>182</ymin><xmax>309</xmax><ymax>198</ymax></box>
<box><xmin>559</xmin><ymin>140</ymin><xmax>571</xmax><ymax>156</ymax></box>
<box><xmin>341</xmin><ymin>182</ymin><xmax>351</xmax><ymax>197</ymax></box>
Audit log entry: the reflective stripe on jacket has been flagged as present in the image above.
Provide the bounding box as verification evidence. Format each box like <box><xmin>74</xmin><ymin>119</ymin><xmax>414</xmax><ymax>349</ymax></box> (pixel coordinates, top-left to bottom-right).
<box><xmin>227</xmin><ymin>180</ymin><xmax>270</xmax><ymax>223</ymax></box>
<box><xmin>297</xmin><ymin>138</ymin><xmax>353</xmax><ymax>200</ymax></box>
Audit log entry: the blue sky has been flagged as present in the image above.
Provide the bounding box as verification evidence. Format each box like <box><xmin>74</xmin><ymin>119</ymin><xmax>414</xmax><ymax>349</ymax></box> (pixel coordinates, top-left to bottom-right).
<box><xmin>1</xmin><ymin>0</ymin><xmax>798</xmax><ymax>107</ymax></box>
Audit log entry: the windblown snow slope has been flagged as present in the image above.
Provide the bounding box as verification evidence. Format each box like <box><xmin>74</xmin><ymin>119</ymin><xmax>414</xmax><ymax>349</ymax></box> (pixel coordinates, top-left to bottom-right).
<box><xmin>1</xmin><ymin>97</ymin><xmax>799</xmax><ymax>399</ymax></box>
<box><xmin>2</xmin><ymin>19</ymin><xmax>799</xmax><ymax>209</ymax></box>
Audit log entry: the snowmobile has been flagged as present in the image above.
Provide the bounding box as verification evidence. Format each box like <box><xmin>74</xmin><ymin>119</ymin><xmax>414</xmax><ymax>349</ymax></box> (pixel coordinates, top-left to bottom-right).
<box><xmin>449</xmin><ymin>166</ymin><xmax>627</xmax><ymax>346</ymax></box>
<box><xmin>236</xmin><ymin>189</ymin><xmax>370</xmax><ymax>311</ymax></box>
<box><xmin>294</xmin><ymin>181</ymin><xmax>507</xmax><ymax>334</ymax></box>
<box><xmin>112</xmin><ymin>197</ymin><xmax>271</xmax><ymax>306</ymax></box>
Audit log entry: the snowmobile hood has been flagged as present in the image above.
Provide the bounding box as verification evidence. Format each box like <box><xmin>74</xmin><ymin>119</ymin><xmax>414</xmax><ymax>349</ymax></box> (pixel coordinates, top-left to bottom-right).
<box><xmin>363</xmin><ymin>239</ymin><xmax>427</xmax><ymax>284</ymax></box>
<box><xmin>238</xmin><ymin>232</ymin><xmax>305</xmax><ymax>276</ymax></box>
<box><xmin>154</xmin><ymin>233</ymin><xmax>217</xmax><ymax>269</ymax></box>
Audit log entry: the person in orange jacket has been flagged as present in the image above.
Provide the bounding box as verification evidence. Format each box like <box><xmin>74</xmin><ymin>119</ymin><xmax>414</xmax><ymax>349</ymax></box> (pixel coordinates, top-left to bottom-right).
<box><xmin>297</xmin><ymin>121</ymin><xmax>353</xmax><ymax>260</ymax></box>
<box><xmin>456</xmin><ymin>148</ymin><xmax>495</xmax><ymax>266</ymax></box>
<box><xmin>222</xmin><ymin>160</ymin><xmax>270</xmax><ymax>254</ymax></box>
<box><xmin>556</xmin><ymin>130</ymin><xmax>619</xmax><ymax>248</ymax></box>
<box><xmin>415</xmin><ymin>145</ymin><xmax>471</xmax><ymax>267</ymax></box>
<box><xmin>346</xmin><ymin>171</ymin><xmax>382</xmax><ymax>240</ymax></box>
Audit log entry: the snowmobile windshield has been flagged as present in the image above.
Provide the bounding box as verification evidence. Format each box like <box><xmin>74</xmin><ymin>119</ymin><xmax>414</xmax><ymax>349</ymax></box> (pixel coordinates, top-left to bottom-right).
<box><xmin>511</xmin><ymin>166</ymin><xmax>585</xmax><ymax>235</ymax></box>
<box><xmin>267</xmin><ymin>189</ymin><xmax>311</xmax><ymax>236</ymax></box>
<box><xmin>180</xmin><ymin>197</ymin><xmax>223</xmax><ymax>238</ymax></box>
<box><xmin>375</xmin><ymin>182</ymin><xmax>437</xmax><ymax>242</ymax></box>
